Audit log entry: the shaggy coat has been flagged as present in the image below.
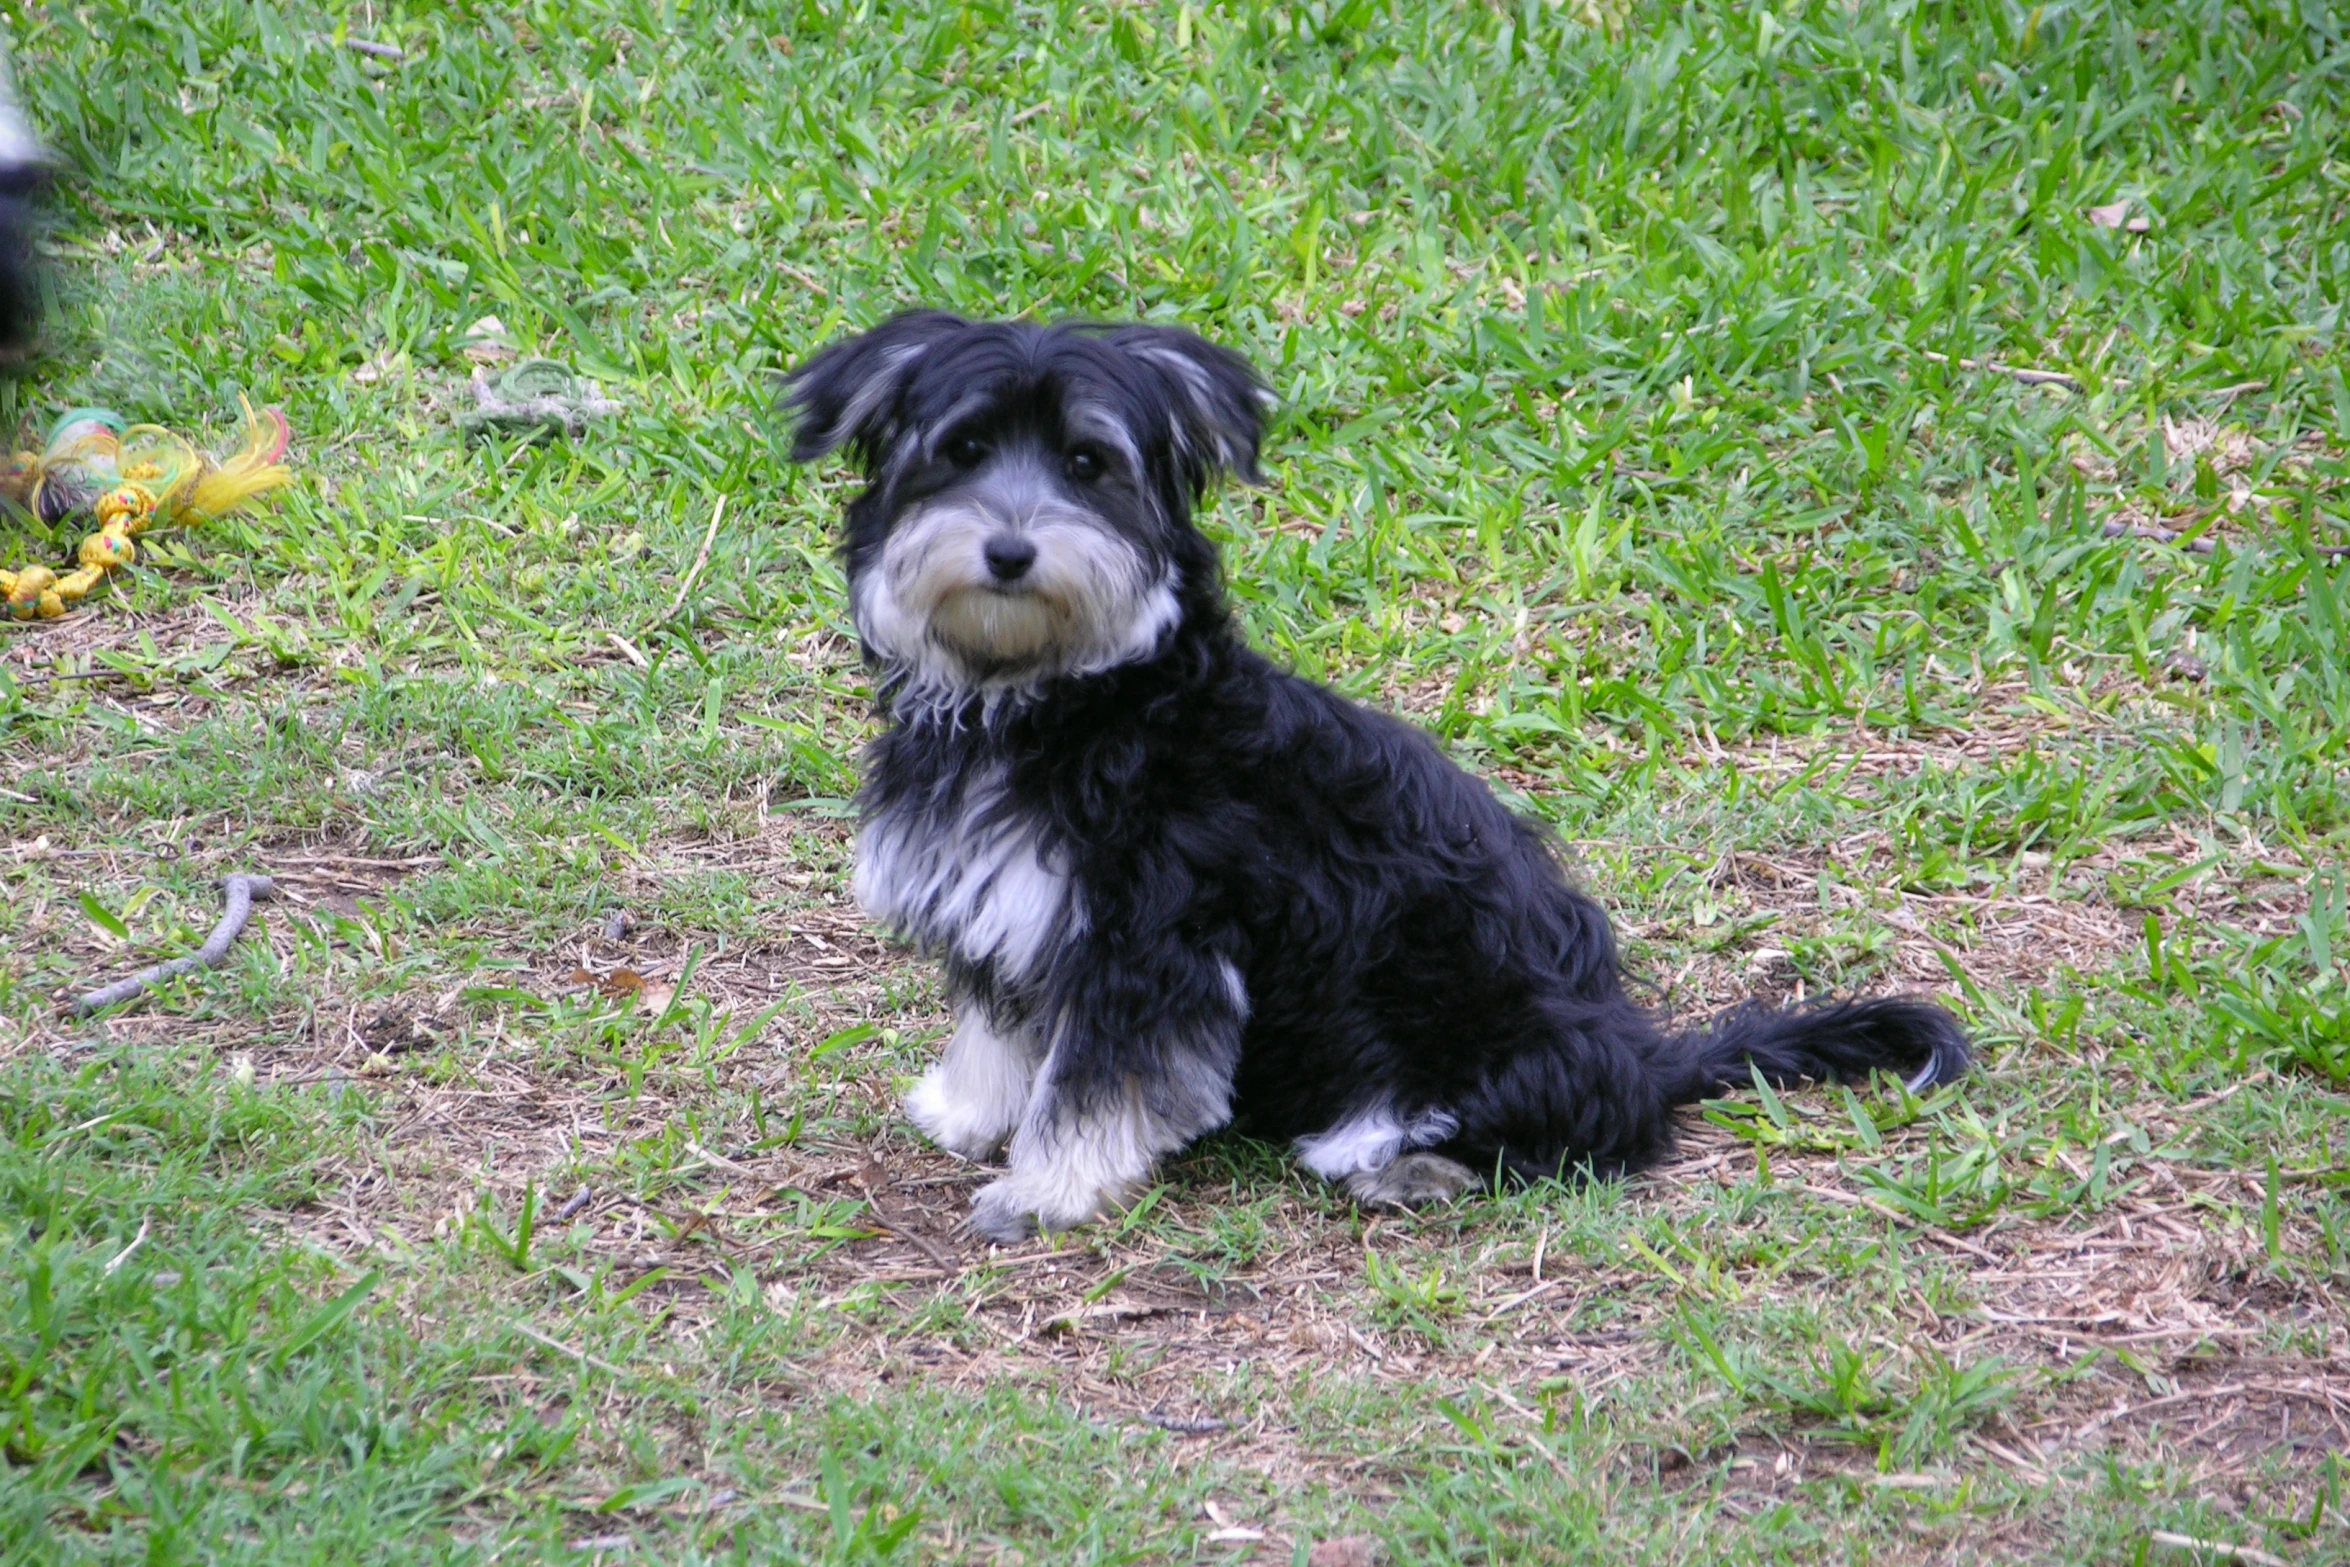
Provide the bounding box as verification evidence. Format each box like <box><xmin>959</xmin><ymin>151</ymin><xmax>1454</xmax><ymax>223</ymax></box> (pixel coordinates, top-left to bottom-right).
<box><xmin>786</xmin><ymin>312</ymin><xmax>1968</xmax><ymax>1240</ymax></box>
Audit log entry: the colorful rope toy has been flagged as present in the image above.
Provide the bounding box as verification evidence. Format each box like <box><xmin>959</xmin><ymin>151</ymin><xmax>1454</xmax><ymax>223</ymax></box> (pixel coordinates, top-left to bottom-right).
<box><xmin>0</xmin><ymin>400</ymin><xmax>292</xmax><ymax>620</ymax></box>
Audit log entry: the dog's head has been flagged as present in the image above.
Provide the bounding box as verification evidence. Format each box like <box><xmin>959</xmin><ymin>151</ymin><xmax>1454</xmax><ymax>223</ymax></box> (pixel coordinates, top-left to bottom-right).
<box><xmin>785</xmin><ymin>312</ymin><xmax>1267</xmax><ymax>700</ymax></box>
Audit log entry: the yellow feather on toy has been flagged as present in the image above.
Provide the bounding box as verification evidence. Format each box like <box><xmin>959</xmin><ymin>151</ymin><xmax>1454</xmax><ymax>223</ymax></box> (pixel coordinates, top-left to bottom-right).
<box><xmin>180</xmin><ymin>399</ymin><xmax>292</xmax><ymax>521</ymax></box>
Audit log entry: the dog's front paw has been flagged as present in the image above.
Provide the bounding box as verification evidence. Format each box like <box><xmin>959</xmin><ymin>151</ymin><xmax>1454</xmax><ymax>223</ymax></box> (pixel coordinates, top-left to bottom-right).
<box><xmin>905</xmin><ymin>1069</ymin><xmax>1012</xmax><ymax>1163</ymax></box>
<box><xmin>968</xmin><ymin>1177</ymin><xmax>1105</xmax><ymax>1243</ymax></box>
<box><xmin>968</xmin><ymin>1182</ymin><xmax>1042</xmax><ymax>1243</ymax></box>
<box><xmin>1346</xmin><ymin>1152</ymin><xmax>1478</xmax><ymax>1212</ymax></box>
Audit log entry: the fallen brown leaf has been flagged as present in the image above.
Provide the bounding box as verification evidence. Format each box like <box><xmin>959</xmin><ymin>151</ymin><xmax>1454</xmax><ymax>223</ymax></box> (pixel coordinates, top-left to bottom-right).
<box><xmin>564</xmin><ymin>967</ymin><xmax>675</xmax><ymax>1011</ymax></box>
<box><xmin>567</xmin><ymin>966</ymin><xmax>645</xmax><ymax>999</ymax></box>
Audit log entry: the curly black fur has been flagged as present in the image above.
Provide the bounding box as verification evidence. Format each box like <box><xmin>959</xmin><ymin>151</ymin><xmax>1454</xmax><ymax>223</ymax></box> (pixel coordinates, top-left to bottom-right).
<box><xmin>786</xmin><ymin>312</ymin><xmax>1967</xmax><ymax>1239</ymax></box>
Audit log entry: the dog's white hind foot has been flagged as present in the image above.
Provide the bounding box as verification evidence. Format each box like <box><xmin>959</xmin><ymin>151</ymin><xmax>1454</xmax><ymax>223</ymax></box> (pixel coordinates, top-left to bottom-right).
<box><xmin>1346</xmin><ymin>1152</ymin><xmax>1479</xmax><ymax>1212</ymax></box>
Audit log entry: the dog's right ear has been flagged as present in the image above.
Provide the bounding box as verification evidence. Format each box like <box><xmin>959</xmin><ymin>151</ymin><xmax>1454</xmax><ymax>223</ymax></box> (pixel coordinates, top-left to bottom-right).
<box><xmin>784</xmin><ymin>310</ymin><xmax>967</xmax><ymax>470</ymax></box>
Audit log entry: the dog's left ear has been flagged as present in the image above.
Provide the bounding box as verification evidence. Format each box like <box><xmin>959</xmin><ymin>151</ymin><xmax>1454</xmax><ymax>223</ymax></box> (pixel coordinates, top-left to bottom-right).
<box><xmin>784</xmin><ymin>309</ymin><xmax>968</xmax><ymax>471</ymax></box>
<box><xmin>1105</xmin><ymin>325</ymin><xmax>1270</xmax><ymax>490</ymax></box>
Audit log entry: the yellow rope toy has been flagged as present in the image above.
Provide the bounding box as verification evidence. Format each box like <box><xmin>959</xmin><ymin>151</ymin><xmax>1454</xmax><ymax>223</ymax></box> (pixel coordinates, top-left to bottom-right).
<box><xmin>0</xmin><ymin>400</ymin><xmax>292</xmax><ymax>620</ymax></box>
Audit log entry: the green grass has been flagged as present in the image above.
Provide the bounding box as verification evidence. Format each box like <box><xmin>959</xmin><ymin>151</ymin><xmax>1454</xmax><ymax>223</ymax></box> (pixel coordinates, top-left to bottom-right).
<box><xmin>3</xmin><ymin>0</ymin><xmax>2349</xmax><ymax>1560</ymax></box>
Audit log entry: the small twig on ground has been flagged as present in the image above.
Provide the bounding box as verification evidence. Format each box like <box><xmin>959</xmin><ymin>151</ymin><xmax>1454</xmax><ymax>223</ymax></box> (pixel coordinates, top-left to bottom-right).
<box><xmin>511</xmin><ymin>1320</ymin><xmax>627</xmax><ymax>1377</ymax></box>
<box><xmin>2104</xmin><ymin>518</ymin><xmax>2217</xmax><ymax>555</ymax></box>
<box><xmin>1792</xmin><ymin>1180</ymin><xmax>2007</xmax><ymax>1264</ymax></box>
<box><xmin>856</xmin><ymin>1160</ymin><xmax>960</xmax><ymax>1272</ymax></box>
<box><xmin>657</xmin><ymin>495</ymin><xmax>728</xmax><ymax>624</ymax></box>
<box><xmin>1919</xmin><ymin>348</ymin><xmax>2084</xmax><ymax>392</ymax></box>
<box><xmin>270</xmin><ymin>851</ymin><xmax>444</xmax><ymax>870</ymax></box>
<box><xmin>310</xmin><ymin>32</ymin><xmax>406</xmax><ymax>60</ymax></box>
<box><xmin>1480</xmin><ymin>1279</ymin><xmax>1565</xmax><ymax>1321</ymax></box>
<box><xmin>1975</xmin><ymin>1435</ymin><xmax>2050</xmax><ymax>1483</ymax></box>
<box><xmin>2176</xmin><ymin>1072</ymin><xmax>2269</xmax><ymax>1117</ymax></box>
<box><xmin>2148</xmin><ymin>1530</ymin><xmax>2287</xmax><ymax>1567</ymax></box>
<box><xmin>2100</xmin><ymin>518</ymin><xmax>2349</xmax><ymax>559</ymax></box>
<box><xmin>71</xmin><ymin>874</ymin><xmax>275</xmax><ymax>1017</ymax></box>
<box><xmin>774</xmin><ymin>261</ymin><xmax>830</xmax><ymax>299</ymax></box>
<box><xmin>103</xmin><ymin>1216</ymin><xmax>151</xmax><ymax>1275</ymax></box>
<box><xmin>761</xmin><ymin>1491</ymin><xmax>831</xmax><ymax>1515</ymax></box>
<box><xmin>685</xmin><ymin>1141</ymin><xmax>758</xmax><ymax>1177</ymax></box>
<box><xmin>2075</xmin><ymin>1383</ymin><xmax>2250</xmax><ymax>1441</ymax></box>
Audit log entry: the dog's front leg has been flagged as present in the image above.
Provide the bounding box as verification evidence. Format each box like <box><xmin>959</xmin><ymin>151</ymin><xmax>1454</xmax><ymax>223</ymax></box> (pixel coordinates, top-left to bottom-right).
<box><xmin>967</xmin><ymin>959</ymin><xmax>1244</xmax><ymax>1243</ymax></box>
<box><xmin>904</xmin><ymin>998</ymin><xmax>1041</xmax><ymax>1162</ymax></box>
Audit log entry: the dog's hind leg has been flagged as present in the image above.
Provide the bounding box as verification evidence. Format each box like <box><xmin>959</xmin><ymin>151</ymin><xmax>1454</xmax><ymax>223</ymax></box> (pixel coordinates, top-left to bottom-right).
<box><xmin>905</xmin><ymin>1000</ymin><xmax>1041</xmax><ymax>1163</ymax></box>
<box><xmin>1346</xmin><ymin>1152</ymin><xmax>1479</xmax><ymax>1211</ymax></box>
<box><xmin>1295</xmin><ymin>1105</ymin><xmax>1478</xmax><ymax>1212</ymax></box>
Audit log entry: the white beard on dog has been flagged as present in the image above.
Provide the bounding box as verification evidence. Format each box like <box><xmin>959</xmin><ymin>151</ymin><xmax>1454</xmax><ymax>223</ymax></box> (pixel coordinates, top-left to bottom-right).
<box><xmin>851</xmin><ymin>480</ymin><xmax>1180</xmax><ymax>709</ymax></box>
<box><xmin>852</xmin><ymin>767</ymin><xmax>1081</xmax><ymax>987</ymax></box>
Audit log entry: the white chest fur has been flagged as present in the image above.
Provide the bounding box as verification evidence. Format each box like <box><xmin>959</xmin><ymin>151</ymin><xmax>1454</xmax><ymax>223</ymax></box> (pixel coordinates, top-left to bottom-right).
<box><xmin>853</xmin><ymin>773</ymin><xmax>1079</xmax><ymax>985</ymax></box>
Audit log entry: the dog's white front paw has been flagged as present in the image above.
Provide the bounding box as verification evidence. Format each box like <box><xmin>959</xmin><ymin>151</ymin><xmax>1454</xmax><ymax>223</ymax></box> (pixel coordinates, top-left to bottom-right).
<box><xmin>968</xmin><ymin>1176</ymin><xmax>1106</xmax><ymax>1243</ymax></box>
<box><xmin>905</xmin><ymin>1068</ymin><xmax>1014</xmax><ymax>1163</ymax></box>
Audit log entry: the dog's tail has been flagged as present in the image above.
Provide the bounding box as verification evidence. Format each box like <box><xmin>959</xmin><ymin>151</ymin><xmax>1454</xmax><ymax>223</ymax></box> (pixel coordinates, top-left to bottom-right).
<box><xmin>1667</xmin><ymin>996</ymin><xmax>1970</xmax><ymax>1104</ymax></box>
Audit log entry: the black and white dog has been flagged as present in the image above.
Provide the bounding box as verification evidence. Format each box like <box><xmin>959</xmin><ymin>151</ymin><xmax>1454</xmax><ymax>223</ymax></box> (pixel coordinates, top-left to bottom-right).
<box><xmin>785</xmin><ymin>312</ymin><xmax>1967</xmax><ymax>1241</ymax></box>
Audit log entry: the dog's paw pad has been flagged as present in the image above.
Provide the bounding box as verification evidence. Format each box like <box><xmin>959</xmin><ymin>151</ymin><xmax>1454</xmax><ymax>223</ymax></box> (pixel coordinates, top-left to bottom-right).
<box><xmin>1346</xmin><ymin>1152</ymin><xmax>1478</xmax><ymax>1212</ymax></box>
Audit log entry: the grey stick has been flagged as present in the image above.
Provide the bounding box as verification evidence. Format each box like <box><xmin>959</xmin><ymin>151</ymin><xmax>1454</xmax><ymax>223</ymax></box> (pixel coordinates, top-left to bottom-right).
<box><xmin>72</xmin><ymin>874</ymin><xmax>276</xmax><ymax>1017</ymax></box>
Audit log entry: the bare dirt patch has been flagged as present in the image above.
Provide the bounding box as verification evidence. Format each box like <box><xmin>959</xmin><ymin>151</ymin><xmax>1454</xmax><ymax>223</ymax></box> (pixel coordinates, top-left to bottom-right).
<box><xmin>12</xmin><ymin>802</ymin><xmax>2338</xmax><ymax>1542</ymax></box>
<box><xmin>0</xmin><ymin>595</ymin><xmax>254</xmax><ymax>674</ymax></box>
<box><xmin>255</xmin><ymin>1013</ymin><xmax>2350</xmax><ymax>1520</ymax></box>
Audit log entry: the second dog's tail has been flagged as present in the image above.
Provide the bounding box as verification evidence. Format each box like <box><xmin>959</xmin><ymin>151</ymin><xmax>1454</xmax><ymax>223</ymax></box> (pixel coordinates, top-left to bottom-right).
<box><xmin>1669</xmin><ymin>996</ymin><xmax>1970</xmax><ymax>1104</ymax></box>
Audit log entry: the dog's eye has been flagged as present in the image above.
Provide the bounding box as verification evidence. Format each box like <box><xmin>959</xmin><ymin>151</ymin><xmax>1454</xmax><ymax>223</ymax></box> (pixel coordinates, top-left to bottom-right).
<box><xmin>946</xmin><ymin>436</ymin><xmax>987</xmax><ymax>469</ymax></box>
<box><xmin>1064</xmin><ymin>447</ymin><xmax>1105</xmax><ymax>483</ymax></box>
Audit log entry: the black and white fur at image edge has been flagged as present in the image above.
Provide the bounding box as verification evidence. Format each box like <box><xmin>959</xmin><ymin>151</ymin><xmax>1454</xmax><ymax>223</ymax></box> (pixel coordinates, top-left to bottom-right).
<box><xmin>784</xmin><ymin>311</ymin><xmax>1970</xmax><ymax>1243</ymax></box>
<box><xmin>0</xmin><ymin>48</ymin><xmax>45</xmax><ymax>357</ymax></box>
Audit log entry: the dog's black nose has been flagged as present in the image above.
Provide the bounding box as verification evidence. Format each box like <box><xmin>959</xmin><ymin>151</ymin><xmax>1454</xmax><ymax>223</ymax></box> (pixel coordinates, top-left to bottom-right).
<box><xmin>983</xmin><ymin>535</ymin><xmax>1037</xmax><ymax>583</ymax></box>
